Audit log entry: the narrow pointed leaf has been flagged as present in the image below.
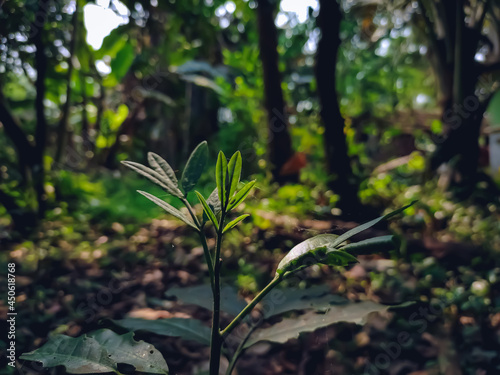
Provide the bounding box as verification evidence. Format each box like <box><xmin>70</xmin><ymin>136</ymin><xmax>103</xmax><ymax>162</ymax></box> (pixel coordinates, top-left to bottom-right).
<box><xmin>227</xmin><ymin>180</ymin><xmax>256</xmax><ymax>210</ymax></box>
<box><xmin>227</xmin><ymin>151</ymin><xmax>242</xmax><ymax>200</ymax></box>
<box><xmin>138</xmin><ymin>190</ymin><xmax>198</xmax><ymax>230</ymax></box>
<box><xmin>195</xmin><ymin>191</ymin><xmax>219</xmax><ymax>231</ymax></box>
<box><xmin>181</xmin><ymin>141</ymin><xmax>208</xmax><ymax>193</ymax></box>
<box><xmin>114</xmin><ymin>318</ymin><xmax>211</xmax><ymax>346</ymax></box>
<box><xmin>340</xmin><ymin>235</ymin><xmax>399</xmax><ymax>255</ymax></box>
<box><xmin>330</xmin><ymin>201</ymin><xmax>417</xmax><ymax>248</ymax></box>
<box><xmin>222</xmin><ymin>214</ymin><xmax>249</xmax><ymax>233</ymax></box>
<box><xmin>148</xmin><ymin>152</ymin><xmax>178</xmax><ymax>186</ymax></box>
<box><xmin>122</xmin><ymin>161</ymin><xmax>182</xmax><ymax>198</ymax></box>
<box><xmin>216</xmin><ymin>151</ymin><xmax>228</xmax><ymax>208</ymax></box>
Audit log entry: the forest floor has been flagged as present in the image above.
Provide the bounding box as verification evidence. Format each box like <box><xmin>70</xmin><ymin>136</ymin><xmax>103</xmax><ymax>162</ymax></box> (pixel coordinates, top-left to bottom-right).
<box><xmin>2</xmin><ymin>209</ymin><xmax>500</xmax><ymax>375</ymax></box>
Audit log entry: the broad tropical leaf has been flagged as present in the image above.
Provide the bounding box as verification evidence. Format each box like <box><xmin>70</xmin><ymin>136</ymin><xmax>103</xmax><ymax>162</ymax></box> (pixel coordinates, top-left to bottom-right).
<box><xmin>148</xmin><ymin>152</ymin><xmax>178</xmax><ymax>186</ymax></box>
<box><xmin>88</xmin><ymin>330</ymin><xmax>168</xmax><ymax>374</ymax></box>
<box><xmin>122</xmin><ymin>161</ymin><xmax>183</xmax><ymax>198</ymax></box>
<box><xmin>244</xmin><ymin>301</ymin><xmax>387</xmax><ymax>348</ymax></box>
<box><xmin>20</xmin><ymin>329</ymin><xmax>168</xmax><ymax>374</ymax></box>
<box><xmin>227</xmin><ymin>180</ymin><xmax>256</xmax><ymax>211</ymax></box>
<box><xmin>227</xmin><ymin>151</ymin><xmax>242</xmax><ymax>199</ymax></box>
<box><xmin>114</xmin><ymin>318</ymin><xmax>211</xmax><ymax>346</ymax></box>
<box><xmin>260</xmin><ymin>285</ymin><xmax>347</xmax><ymax>319</ymax></box>
<box><xmin>181</xmin><ymin>141</ymin><xmax>208</xmax><ymax>193</ymax></box>
<box><xmin>222</xmin><ymin>214</ymin><xmax>249</xmax><ymax>233</ymax></box>
<box><xmin>216</xmin><ymin>151</ymin><xmax>228</xmax><ymax>208</ymax></box>
<box><xmin>195</xmin><ymin>191</ymin><xmax>219</xmax><ymax>231</ymax></box>
<box><xmin>138</xmin><ymin>191</ymin><xmax>197</xmax><ymax>230</ymax></box>
<box><xmin>165</xmin><ymin>284</ymin><xmax>246</xmax><ymax>317</ymax></box>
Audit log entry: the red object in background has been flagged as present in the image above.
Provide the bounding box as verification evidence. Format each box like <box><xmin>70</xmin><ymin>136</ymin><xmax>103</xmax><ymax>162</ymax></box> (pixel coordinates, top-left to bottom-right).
<box><xmin>279</xmin><ymin>152</ymin><xmax>307</xmax><ymax>176</ymax></box>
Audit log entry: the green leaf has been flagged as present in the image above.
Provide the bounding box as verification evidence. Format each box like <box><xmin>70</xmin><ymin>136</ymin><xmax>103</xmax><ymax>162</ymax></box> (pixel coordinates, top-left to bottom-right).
<box><xmin>276</xmin><ymin>202</ymin><xmax>416</xmax><ymax>276</ymax></box>
<box><xmin>195</xmin><ymin>191</ymin><xmax>219</xmax><ymax>231</ymax></box>
<box><xmin>20</xmin><ymin>329</ymin><xmax>168</xmax><ymax>374</ymax></box>
<box><xmin>207</xmin><ymin>187</ymin><xmax>221</xmax><ymax>215</ymax></box>
<box><xmin>181</xmin><ymin>141</ymin><xmax>208</xmax><ymax>193</ymax></box>
<box><xmin>138</xmin><ymin>190</ymin><xmax>198</xmax><ymax>230</ymax></box>
<box><xmin>110</xmin><ymin>43</ymin><xmax>134</xmax><ymax>82</ymax></box>
<box><xmin>165</xmin><ymin>284</ymin><xmax>246</xmax><ymax>317</ymax></box>
<box><xmin>222</xmin><ymin>214</ymin><xmax>249</xmax><ymax>233</ymax></box>
<box><xmin>87</xmin><ymin>330</ymin><xmax>168</xmax><ymax>374</ymax></box>
<box><xmin>114</xmin><ymin>318</ymin><xmax>211</xmax><ymax>346</ymax></box>
<box><xmin>148</xmin><ymin>152</ymin><xmax>178</xmax><ymax>186</ymax></box>
<box><xmin>340</xmin><ymin>235</ymin><xmax>399</xmax><ymax>255</ymax></box>
<box><xmin>329</xmin><ymin>201</ymin><xmax>417</xmax><ymax>248</ymax></box>
<box><xmin>227</xmin><ymin>180</ymin><xmax>256</xmax><ymax>211</ymax></box>
<box><xmin>216</xmin><ymin>151</ymin><xmax>228</xmax><ymax>208</ymax></box>
<box><xmin>122</xmin><ymin>161</ymin><xmax>183</xmax><ymax>198</ymax></box>
<box><xmin>276</xmin><ymin>234</ymin><xmax>355</xmax><ymax>276</ymax></box>
<box><xmin>244</xmin><ymin>301</ymin><xmax>387</xmax><ymax>348</ymax></box>
<box><xmin>20</xmin><ymin>335</ymin><xmax>116</xmax><ymax>374</ymax></box>
<box><xmin>260</xmin><ymin>285</ymin><xmax>347</xmax><ymax>319</ymax></box>
<box><xmin>227</xmin><ymin>151</ymin><xmax>242</xmax><ymax>200</ymax></box>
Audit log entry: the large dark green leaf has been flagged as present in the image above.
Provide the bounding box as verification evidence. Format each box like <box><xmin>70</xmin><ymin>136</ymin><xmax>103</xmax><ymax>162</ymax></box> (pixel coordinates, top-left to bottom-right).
<box><xmin>244</xmin><ymin>301</ymin><xmax>387</xmax><ymax>348</ymax></box>
<box><xmin>181</xmin><ymin>141</ymin><xmax>208</xmax><ymax>193</ymax></box>
<box><xmin>137</xmin><ymin>191</ymin><xmax>197</xmax><ymax>230</ymax></box>
<box><xmin>88</xmin><ymin>330</ymin><xmax>168</xmax><ymax>374</ymax></box>
<box><xmin>165</xmin><ymin>284</ymin><xmax>246</xmax><ymax>317</ymax></box>
<box><xmin>260</xmin><ymin>285</ymin><xmax>347</xmax><ymax>319</ymax></box>
<box><xmin>114</xmin><ymin>318</ymin><xmax>211</xmax><ymax>346</ymax></box>
<box><xmin>20</xmin><ymin>329</ymin><xmax>168</xmax><ymax>374</ymax></box>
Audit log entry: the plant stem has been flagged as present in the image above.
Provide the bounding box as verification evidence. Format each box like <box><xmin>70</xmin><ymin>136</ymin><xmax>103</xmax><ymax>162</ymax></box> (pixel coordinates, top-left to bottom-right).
<box><xmin>209</xmin><ymin>213</ymin><xmax>225</xmax><ymax>375</ymax></box>
<box><xmin>225</xmin><ymin>325</ymin><xmax>256</xmax><ymax>375</ymax></box>
<box><xmin>221</xmin><ymin>274</ymin><xmax>283</xmax><ymax>338</ymax></box>
<box><xmin>182</xmin><ymin>197</ymin><xmax>215</xmax><ymax>292</ymax></box>
<box><xmin>199</xmin><ymin>232</ymin><xmax>215</xmax><ymax>292</ymax></box>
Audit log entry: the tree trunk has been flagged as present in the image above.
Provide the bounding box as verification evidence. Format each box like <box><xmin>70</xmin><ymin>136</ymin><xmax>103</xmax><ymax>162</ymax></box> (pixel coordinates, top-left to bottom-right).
<box><xmin>428</xmin><ymin>0</ymin><xmax>489</xmax><ymax>196</ymax></box>
<box><xmin>315</xmin><ymin>0</ymin><xmax>361</xmax><ymax>213</ymax></box>
<box><xmin>32</xmin><ymin>0</ymin><xmax>49</xmax><ymax>218</ymax></box>
<box><xmin>256</xmin><ymin>0</ymin><xmax>296</xmax><ymax>183</ymax></box>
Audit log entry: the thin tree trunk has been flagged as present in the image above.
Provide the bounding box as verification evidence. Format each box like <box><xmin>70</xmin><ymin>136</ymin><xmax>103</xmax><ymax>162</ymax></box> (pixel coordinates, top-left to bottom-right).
<box><xmin>32</xmin><ymin>0</ymin><xmax>49</xmax><ymax>218</ymax></box>
<box><xmin>256</xmin><ymin>0</ymin><xmax>295</xmax><ymax>183</ymax></box>
<box><xmin>315</xmin><ymin>0</ymin><xmax>361</xmax><ymax>212</ymax></box>
<box><xmin>54</xmin><ymin>3</ymin><xmax>78</xmax><ymax>164</ymax></box>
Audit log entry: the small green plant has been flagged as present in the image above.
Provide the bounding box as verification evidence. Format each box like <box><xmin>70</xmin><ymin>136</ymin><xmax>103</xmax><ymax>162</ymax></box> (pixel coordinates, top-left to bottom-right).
<box><xmin>21</xmin><ymin>141</ymin><xmax>414</xmax><ymax>375</ymax></box>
